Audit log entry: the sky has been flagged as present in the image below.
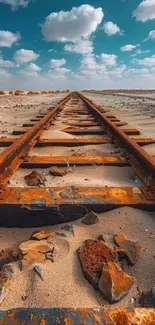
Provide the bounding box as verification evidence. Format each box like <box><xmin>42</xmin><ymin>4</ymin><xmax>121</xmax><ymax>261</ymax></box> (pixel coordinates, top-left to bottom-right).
<box><xmin>0</xmin><ymin>0</ymin><xmax>155</xmax><ymax>90</ymax></box>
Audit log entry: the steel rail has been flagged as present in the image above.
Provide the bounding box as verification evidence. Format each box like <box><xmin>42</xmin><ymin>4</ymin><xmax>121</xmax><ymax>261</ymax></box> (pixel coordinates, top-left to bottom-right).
<box><xmin>77</xmin><ymin>92</ymin><xmax>155</xmax><ymax>188</ymax></box>
<box><xmin>0</xmin><ymin>93</ymin><xmax>72</xmax><ymax>186</ymax></box>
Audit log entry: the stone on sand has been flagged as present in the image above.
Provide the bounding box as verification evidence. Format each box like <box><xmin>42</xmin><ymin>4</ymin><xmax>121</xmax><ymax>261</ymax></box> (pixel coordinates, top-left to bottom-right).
<box><xmin>77</xmin><ymin>239</ymin><xmax>117</xmax><ymax>289</ymax></box>
<box><xmin>24</xmin><ymin>171</ymin><xmax>45</xmax><ymax>186</ymax></box>
<box><xmin>81</xmin><ymin>211</ymin><xmax>99</xmax><ymax>225</ymax></box>
<box><xmin>31</xmin><ymin>230</ymin><xmax>56</xmax><ymax>241</ymax></box>
<box><xmin>50</xmin><ymin>167</ymin><xmax>67</xmax><ymax>177</ymax></box>
<box><xmin>114</xmin><ymin>233</ymin><xmax>141</xmax><ymax>265</ymax></box>
<box><xmin>139</xmin><ymin>287</ymin><xmax>155</xmax><ymax>307</ymax></box>
<box><xmin>99</xmin><ymin>261</ymin><xmax>134</xmax><ymax>303</ymax></box>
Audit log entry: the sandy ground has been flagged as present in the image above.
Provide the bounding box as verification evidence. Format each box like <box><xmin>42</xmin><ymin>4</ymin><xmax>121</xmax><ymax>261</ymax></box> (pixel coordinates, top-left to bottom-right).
<box><xmin>0</xmin><ymin>207</ymin><xmax>154</xmax><ymax>310</ymax></box>
<box><xmin>0</xmin><ymin>92</ymin><xmax>154</xmax><ymax>309</ymax></box>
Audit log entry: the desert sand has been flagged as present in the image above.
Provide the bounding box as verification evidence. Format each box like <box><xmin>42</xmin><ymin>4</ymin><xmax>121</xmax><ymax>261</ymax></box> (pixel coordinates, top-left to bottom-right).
<box><xmin>0</xmin><ymin>92</ymin><xmax>154</xmax><ymax>310</ymax></box>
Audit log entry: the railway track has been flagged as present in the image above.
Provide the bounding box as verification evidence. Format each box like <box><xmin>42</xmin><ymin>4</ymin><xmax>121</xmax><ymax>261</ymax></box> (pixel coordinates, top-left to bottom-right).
<box><xmin>0</xmin><ymin>91</ymin><xmax>155</xmax><ymax>325</ymax></box>
<box><xmin>0</xmin><ymin>91</ymin><xmax>154</xmax><ymax>227</ymax></box>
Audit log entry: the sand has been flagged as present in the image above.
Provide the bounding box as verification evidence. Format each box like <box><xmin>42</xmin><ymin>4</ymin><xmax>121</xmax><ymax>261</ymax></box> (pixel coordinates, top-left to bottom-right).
<box><xmin>0</xmin><ymin>207</ymin><xmax>154</xmax><ymax>310</ymax></box>
<box><xmin>0</xmin><ymin>92</ymin><xmax>154</xmax><ymax>309</ymax></box>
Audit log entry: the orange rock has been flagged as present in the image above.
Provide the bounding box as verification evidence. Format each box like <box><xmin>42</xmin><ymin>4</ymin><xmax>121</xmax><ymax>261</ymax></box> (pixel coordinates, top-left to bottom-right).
<box><xmin>19</xmin><ymin>240</ymin><xmax>53</xmax><ymax>255</ymax></box>
<box><xmin>99</xmin><ymin>262</ymin><xmax>134</xmax><ymax>303</ymax></box>
<box><xmin>31</xmin><ymin>230</ymin><xmax>55</xmax><ymax>241</ymax></box>
<box><xmin>22</xmin><ymin>250</ymin><xmax>46</xmax><ymax>267</ymax></box>
<box><xmin>77</xmin><ymin>239</ymin><xmax>117</xmax><ymax>289</ymax></box>
<box><xmin>49</xmin><ymin>167</ymin><xmax>67</xmax><ymax>177</ymax></box>
<box><xmin>114</xmin><ymin>233</ymin><xmax>141</xmax><ymax>265</ymax></box>
<box><xmin>24</xmin><ymin>171</ymin><xmax>45</xmax><ymax>186</ymax></box>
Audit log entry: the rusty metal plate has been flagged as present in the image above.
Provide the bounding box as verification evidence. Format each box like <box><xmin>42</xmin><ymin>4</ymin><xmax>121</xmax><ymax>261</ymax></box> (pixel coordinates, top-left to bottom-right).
<box><xmin>22</xmin><ymin>155</ymin><xmax>128</xmax><ymax>167</ymax></box>
<box><xmin>0</xmin><ymin>137</ymin><xmax>112</xmax><ymax>147</ymax></box>
<box><xmin>0</xmin><ymin>308</ymin><xmax>154</xmax><ymax>325</ymax></box>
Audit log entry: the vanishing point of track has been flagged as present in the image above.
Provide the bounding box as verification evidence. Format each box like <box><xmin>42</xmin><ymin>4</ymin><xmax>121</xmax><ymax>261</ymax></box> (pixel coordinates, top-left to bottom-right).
<box><xmin>0</xmin><ymin>91</ymin><xmax>154</xmax><ymax>227</ymax></box>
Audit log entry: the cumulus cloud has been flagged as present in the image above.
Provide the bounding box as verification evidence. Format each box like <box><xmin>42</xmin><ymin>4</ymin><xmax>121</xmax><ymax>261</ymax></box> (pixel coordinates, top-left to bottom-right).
<box><xmin>64</xmin><ymin>39</ymin><xmax>93</xmax><ymax>54</ymax></box>
<box><xmin>25</xmin><ymin>63</ymin><xmax>41</xmax><ymax>72</ymax></box>
<box><xmin>0</xmin><ymin>55</ymin><xmax>14</xmax><ymax>68</ymax></box>
<box><xmin>0</xmin><ymin>30</ymin><xmax>20</xmax><ymax>47</ymax></box>
<box><xmin>120</xmin><ymin>44</ymin><xmax>139</xmax><ymax>52</ymax></box>
<box><xmin>0</xmin><ymin>0</ymin><xmax>31</xmax><ymax>10</ymax></box>
<box><xmin>0</xmin><ymin>68</ymin><xmax>12</xmax><ymax>79</ymax></box>
<box><xmin>13</xmin><ymin>49</ymin><xmax>39</xmax><ymax>64</ymax></box>
<box><xmin>137</xmin><ymin>54</ymin><xmax>155</xmax><ymax>66</ymax></box>
<box><xmin>131</xmin><ymin>49</ymin><xmax>150</xmax><ymax>56</ymax></box>
<box><xmin>103</xmin><ymin>21</ymin><xmax>123</xmax><ymax>36</ymax></box>
<box><xmin>145</xmin><ymin>29</ymin><xmax>155</xmax><ymax>41</ymax></box>
<box><xmin>41</xmin><ymin>5</ymin><xmax>104</xmax><ymax>42</ymax></box>
<box><xmin>133</xmin><ymin>0</ymin><xmax>155</xmax><ymax>22</ymax></box>
<box><xmin>100</xmin><ymin>53</ymin><xmax>117</xmax><ymax>66</ymax></box>
<box><xmin>49</xmin><ymin>58</ymin><xmax>66</xmax><ymax>68</ymax></box>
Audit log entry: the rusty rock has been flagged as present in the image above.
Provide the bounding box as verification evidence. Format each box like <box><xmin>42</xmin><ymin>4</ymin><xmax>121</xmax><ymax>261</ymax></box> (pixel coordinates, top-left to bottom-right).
<box><xmin>139</xmin><ymin>287</ymin><xmax>155</xmax><ymax>307</ymax></box>
<box><xmin>77</xmin><ymin>240</ymin><xmax>117</xmax><ymax>289</ymax></box>
<box><xmin>24</xmin><ymin>171</ymin><xmax>45</xmax><ymax>186</ymax></box>
<box><xmin>81</xmin><ymin>211</ymin><xmax>99</xmax><ymax>225</ymax></box>
<box><xmin>22</xmin><ymin>250</ymin><xmax>46</xmax><ymax>268</ymax></box>
<box><xmin>99</xmin><ymin>262</ymin><xmax>134</xmax><ymax>303</ymax></box>
<box><xmin>114</xmin><ymin>233</ymin><xmax>141</xmax><ymax>265</ymax></box>
<box><xmin>19</xmin><ymin>240</ymin><xmax>53</xmax><ymax>255</ymax></box>
<box><xmin>50</xmin><ymin>167</ymin><xmax>67</xmax><ymax>177</ymax></box>
<box><xmin>31</xmin><ymin>230</ymin><xmax>56</xmax><ymax>241</ymax></box>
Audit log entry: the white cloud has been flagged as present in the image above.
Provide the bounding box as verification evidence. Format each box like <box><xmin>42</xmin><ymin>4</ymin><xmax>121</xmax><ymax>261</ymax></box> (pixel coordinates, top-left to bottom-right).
<box><xmin>120</xmin><ymin>44</ymin><xmax>139</xmax><ymax>52</ymax></box>
<box><xmin>0</xmin><ymin>68</ymin><xmax>12</xmax><ymax>79</ymax></box>
<box><xmin>41</xmin><ymin>5</ymin><xmax>104</xmax><ymax>42</ymax></box>
<box><xmin>0</xmin><ymin>55</ymin><xmax>14</xmax><ymax>68</ymax></box>
<box><xmin>137</xmin><ymin>54</ymin><xmax>155</xmax><ymax>66</ymax></box>
<box><xmin>103</xmin><ymin>21</ymin><xmax>123</xmax><ymax>36</ymax></box>
<box><xmin>131</xmin><ymin>49</ymin><xmax>150</xmax><ymax>56</ymax></box>
<box><xmin>100</xmin><ymin>53</ymin><xmax>117</xmax><ymax>66</ymax></box>
<box><xmin>0</xmin><ymin>30</ymin><xmax>20</xmax><ymax>47</ymax></box>
<box><xmin>145</xmin><ymin>29</ymin><xmax>155</xmax><ymax>40</ymax></box>
<box><xmin>49</xmin><ymin>58</ymin><xmax>66</xmax><ymax>68</ymax></box>
<box><xmin>133</xmin><ymin>0</ymin><xmax>155</xmax><ymax>22</ymax></box>
<box><xmin>25</xmin><ymin>63</ymin><xmax>41</xmax><ymax>72</ymax></box>
<box><xmin>13</xmin><ymin>49</ymin><xmax>39</xmax><ymax>64</ymax></box>
<box><xmin>64</xmin><ymin>39</ymin><xmax>93</xmax><ymax>54</ymax></box>
<box><xmin>0</xmin><ymin>0</ymin><xmax>31</xmax><ymax>10</ymax></box>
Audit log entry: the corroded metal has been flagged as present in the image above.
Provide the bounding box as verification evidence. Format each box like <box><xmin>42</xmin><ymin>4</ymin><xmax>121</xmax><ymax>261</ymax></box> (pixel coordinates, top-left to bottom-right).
<box><xmin>78</xmin><ymin>92</ymin><xmax>155</xmax><ymax>187</ymax></box>
<box><xmin>0</xmin><ymin>93</ymin><xmax>72</xmax><ymax>186</ymax></box>
<box><xmin>0</xmin><ymin>307</ymin><xmax>154</xmax><ymax>324</ymax></box>
<box><xmin>22</xmin><ymin>155</ymin><xmax>128</xmax><ymax>167</ymax></box>
<box><xmin>1</xmin><ymin>137</ymin><xmax>154</xmax><ymax>147</ymax></box>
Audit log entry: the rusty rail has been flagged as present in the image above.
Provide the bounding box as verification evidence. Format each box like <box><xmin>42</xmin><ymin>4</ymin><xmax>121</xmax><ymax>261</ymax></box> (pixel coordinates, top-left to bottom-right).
<box><xmin>77</xmin><ymin>92</ymin><xmax>155</xmax><ymax>188</ymax></box>
<box><xmin>0</xmin><ymin>307</ymin><xmax>154</xmax><ymax>325</ymax></box>
<box><xmin>0</xmin><ymin>93</ymin><xmax>72</xmax><ymax>186</ymax></box>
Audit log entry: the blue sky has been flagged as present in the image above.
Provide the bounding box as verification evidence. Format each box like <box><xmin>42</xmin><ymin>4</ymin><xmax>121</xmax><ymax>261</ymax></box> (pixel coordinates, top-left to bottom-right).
<box><xmin>0</xmin><ymin>0</ymin><xmax>155</xmax><ymax>90</ymax></box>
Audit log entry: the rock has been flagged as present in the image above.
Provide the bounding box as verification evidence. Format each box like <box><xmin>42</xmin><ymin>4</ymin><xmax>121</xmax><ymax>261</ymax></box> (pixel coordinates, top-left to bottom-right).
<box><xmin>0</xmin><ymin>248</ymin><xmax>19</xmax><ymax>270</ymax></box>
<box><xmin>56</xmin><ymin>232</ymin><xmax>68</xmax><ymax>238</ymax></box>
<box><xmin>50</xmin><ymin>167</ymin><xmax>67</xmax><ymax>177</ymax></box>
<box><xmin>139</xmin><ymin>287</ymin><xmax>155</xmax><ymax>307</ymax></box>
<box><xmin>24</xmin><ymin>171</ymin><xmax>45</xmax><ymax>186</ymax></box>
<box><xmin>19</xmin><ymin>240</ymin><xmax>53</xmax><ymax>255</ymax></box>
<box><xmin>114</xmin><ymin>233</ymin><xmax>141</xmax><ymax>265</ymax></box>
<box><xmin>81</xmin><ymin>211</ymin><xmax>99</xmax><ymax>225</ymax></box>
<box><xmin>99</xmin><ymin>262</ymin><xmax>134</xmax><ymax>303</ymax></box>
<box><xmin>0</xmin><ymin>264</ymin><xmax>14</xmax><ymax>305</ymax></box>
<box><xmin>61</xmin><ymin>224</ymin><xmax>75</xmax><ymax>236</ymax></box>
<box><xmin>22</xmin><ymin>250</ymin><xmax>46</xmax><ymax>268</ymax></box>
<box><xmin>34</xmin><ymin>265</ymin><xmax>44</xmax><ymax>281</ymax></box>
<box><xmin>31</xmin><ymin>230</ymin><xmax>56</xmax><ymax>241</ymax></box>
<box><xmin>77</xmin><ymin>240</ymin><xmax>117</xmax><ymax>289</ymax></box>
